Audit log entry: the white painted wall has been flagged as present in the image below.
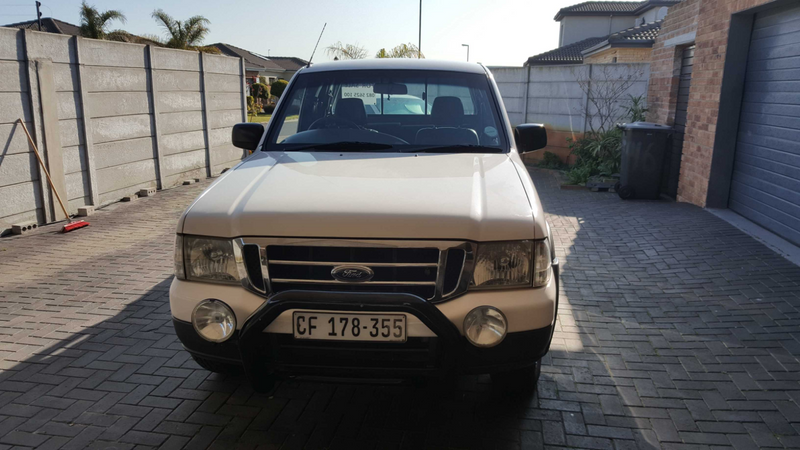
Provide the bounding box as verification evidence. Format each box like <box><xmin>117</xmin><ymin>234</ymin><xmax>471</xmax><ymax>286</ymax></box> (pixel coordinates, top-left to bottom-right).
<box><xmin>560</xmin><ymin>16</ymin><xmax>637</xmax><ymax>46</ymax></box>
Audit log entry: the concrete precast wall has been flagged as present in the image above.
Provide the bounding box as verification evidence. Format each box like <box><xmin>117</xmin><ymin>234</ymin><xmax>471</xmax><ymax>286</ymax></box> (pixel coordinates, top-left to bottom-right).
<box><xmin>0</xmin><ymin>28</ymin><xmax>246</xmax><ymax>234</ymax></box>
<box><xmin>490</xmin><ymin>63</ymin><xmax>650</xmax><ymax>163</ymax></box>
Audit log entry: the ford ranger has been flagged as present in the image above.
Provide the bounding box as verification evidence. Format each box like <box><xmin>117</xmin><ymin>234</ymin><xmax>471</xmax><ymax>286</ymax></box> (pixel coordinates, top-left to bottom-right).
<box><xmin>170</xmin><ymin>59</ymin><xmax>558</xmax><ymax>392</ymax></box>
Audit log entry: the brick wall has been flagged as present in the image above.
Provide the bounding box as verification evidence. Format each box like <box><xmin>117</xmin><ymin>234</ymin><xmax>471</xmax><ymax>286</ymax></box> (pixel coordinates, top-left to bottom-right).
<box><xmin>646</xmin><ymin>0</ymin><xmax>776</xmax><ymax>207</ymax></box>
<box><xmin>583</xmin><ymin>47</ymin><xmax>653</xmax><ymax>64</ymax></box>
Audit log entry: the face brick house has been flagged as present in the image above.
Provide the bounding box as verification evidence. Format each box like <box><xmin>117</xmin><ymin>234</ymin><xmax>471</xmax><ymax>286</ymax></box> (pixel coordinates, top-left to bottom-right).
<box><xmin>648</xmin><ymin>0</ymin><xmax>800</xmax><ymax>246</ymax></box>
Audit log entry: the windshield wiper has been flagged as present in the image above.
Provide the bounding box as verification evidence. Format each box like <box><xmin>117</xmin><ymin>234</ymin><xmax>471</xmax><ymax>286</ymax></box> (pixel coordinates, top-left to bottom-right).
<box><xmin>282</xmin><ymin>142</ymin><xmax>394</xmax><ymax>152</ymax></box>
<box><xmin>403</xmin><ymin>145</ymin><xmax>504</xmax><ymax>153</ymax></box>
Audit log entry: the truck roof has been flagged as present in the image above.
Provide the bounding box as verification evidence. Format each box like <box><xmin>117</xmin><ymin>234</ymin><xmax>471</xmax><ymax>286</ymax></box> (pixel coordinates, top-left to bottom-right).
<box><xmin>301</xmin><ymin>59</ymin><xmax>488</xmax><ymax>75</ymax></box>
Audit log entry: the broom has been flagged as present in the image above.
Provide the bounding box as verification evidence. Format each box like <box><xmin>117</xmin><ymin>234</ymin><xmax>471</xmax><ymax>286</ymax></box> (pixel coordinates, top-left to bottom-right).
<box><xmin>17</xmin><ymin>119</ymin><xmax>90</xmax><ymax>233</ymax></box>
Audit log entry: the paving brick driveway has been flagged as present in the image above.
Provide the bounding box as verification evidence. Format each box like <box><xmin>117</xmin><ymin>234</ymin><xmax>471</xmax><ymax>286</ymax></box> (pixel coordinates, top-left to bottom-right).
<box><xmin>2</xmin><ymin>168</ymin><xmax>800</xmax><ymax>450</ymax></box>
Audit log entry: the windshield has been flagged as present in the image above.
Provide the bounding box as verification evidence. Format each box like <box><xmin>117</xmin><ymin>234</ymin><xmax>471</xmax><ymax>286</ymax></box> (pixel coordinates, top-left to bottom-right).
<box><xmin>265</xmin><ymin>69</ymin><xmax>508</xmax><ymax>153</ymax></box>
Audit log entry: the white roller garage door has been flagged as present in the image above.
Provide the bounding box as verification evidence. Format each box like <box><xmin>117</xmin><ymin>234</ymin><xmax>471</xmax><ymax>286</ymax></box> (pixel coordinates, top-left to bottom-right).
<box><xmin>729</xmin><ymin>3</ymin><xmax>800</xmax><ymax>246</ymax></box>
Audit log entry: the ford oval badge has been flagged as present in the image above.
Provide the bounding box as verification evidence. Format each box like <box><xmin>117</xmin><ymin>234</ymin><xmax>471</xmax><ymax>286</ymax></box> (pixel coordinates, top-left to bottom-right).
<box><xmin>331</xmin><ymin>265</ymin><xmax>374</xmax><ymax>283</ymax></box>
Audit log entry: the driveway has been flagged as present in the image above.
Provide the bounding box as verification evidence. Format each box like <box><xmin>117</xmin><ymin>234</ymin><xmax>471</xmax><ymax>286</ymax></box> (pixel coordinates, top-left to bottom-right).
<box><xmin>1</xmin><ymin>168</ymin><xmax>800</xmax><ymax>449</ymax></box>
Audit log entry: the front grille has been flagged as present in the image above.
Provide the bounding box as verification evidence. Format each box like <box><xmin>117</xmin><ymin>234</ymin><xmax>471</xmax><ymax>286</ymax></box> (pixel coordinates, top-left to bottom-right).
<box><xmin>265</xmin><ymin>244</ymin><xmax>463</xmax><ymax>300</ymax></box>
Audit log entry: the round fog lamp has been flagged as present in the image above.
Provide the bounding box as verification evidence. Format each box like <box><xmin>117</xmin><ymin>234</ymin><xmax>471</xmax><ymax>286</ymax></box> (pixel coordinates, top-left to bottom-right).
<box><xmin>464</xmin><ymin>306</ymin><xmax>507</xmax><ymax>348</ymax></box>
<box><xmin>192</xmin><ymin>299</ymin><xmax>236</xmax><ymax>343</ymax></box>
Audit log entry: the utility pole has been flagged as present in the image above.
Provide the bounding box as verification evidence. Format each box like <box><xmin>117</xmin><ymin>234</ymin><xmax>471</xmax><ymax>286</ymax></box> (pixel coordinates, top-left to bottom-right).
<box><xmin>462</xmin><ymin>44</ymin><xmax>469</xmax><ymax>62</ymax></box>
<box><xmin>418</xmin><ymin>0</ymin><xmax>422</xmax><ymax>58</ymax></box>
<box><xmin>36</xmin><ymin>1</ymin><xmax>42</xmax><ymax>31</ymax></box>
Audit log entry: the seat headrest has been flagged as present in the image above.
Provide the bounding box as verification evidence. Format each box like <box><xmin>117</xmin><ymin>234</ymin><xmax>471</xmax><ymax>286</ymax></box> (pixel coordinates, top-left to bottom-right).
<box><xmin>431</xmin><ymin>97</ymin><xmax>464</xmax><ymax>127</ymax></box>
<box><xmin>334</xmin><ymin>98</ymin><xmax>367</xmax><ymax>125</ymax></box>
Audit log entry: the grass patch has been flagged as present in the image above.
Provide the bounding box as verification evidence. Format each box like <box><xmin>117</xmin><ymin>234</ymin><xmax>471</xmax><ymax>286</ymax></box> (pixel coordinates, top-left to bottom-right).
<box><xmin>248</xmin><ymin>114</ymin><xmax>299</xmax><ymax>123</ymax></box>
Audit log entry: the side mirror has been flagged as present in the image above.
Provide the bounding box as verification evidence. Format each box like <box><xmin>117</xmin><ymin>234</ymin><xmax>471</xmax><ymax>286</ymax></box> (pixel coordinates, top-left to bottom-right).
<box><xmin>514</xmin><ymin>124</ymin><xmax>547</xmax><ymax>153</ymax></box>
<box><xmin>232</xmin><ymin>123</ymin><xmax>265</xmax><ymax>151</ymax></box>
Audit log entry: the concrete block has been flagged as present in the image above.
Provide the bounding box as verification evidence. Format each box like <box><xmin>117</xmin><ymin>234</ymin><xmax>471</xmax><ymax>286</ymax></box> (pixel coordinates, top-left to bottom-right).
<box><xmin>77</xmin><ymin>206</ymin><xmax>94</xmax><ymax>216</ymax></box>
<box><xmin>182</xmin><ymin>179</ymin><xmax>196</xmax><ymax>185</ymax></box>
<box><xmin>11</xmin><ymin>222</ymin><xmax>37</xmax><ymax>234</ymax></box>
<box><xmin>121</xmin><ymin>194</ymin><xmax>138</xmax><ymax>202</ymax></box>
<box><xmin>138</xmin><ymin>188</ymin><xmax>156</xmax><ymax>197</ymax></box>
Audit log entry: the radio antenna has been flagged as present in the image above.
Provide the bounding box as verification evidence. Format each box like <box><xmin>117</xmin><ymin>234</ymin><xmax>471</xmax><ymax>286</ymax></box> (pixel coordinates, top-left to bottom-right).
<box><xmin>306</xmin><ymin>23</ymin><xmax>326</xmax><ymax>67</ymax></box>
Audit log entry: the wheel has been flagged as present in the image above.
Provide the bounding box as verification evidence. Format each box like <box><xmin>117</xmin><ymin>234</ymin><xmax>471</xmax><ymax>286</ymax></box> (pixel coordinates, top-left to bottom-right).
<box><xmin>491</xmin><ymin>360</ymin><xmax>541</xmax><ymax>394</ymax></box>
<box><xmin>613</xmin><ymin>181</ymin><xmax>621</xmax><ymax>193</ymax></box>
<box><xmin>617</xmin><ymin>184</ymin><xmax>635</xmax><ymax>200</ymax></box>
<box><xmin>191</xmin><ymin>355</ymin><xmax>243</xmax><ymax>375</ymax></box>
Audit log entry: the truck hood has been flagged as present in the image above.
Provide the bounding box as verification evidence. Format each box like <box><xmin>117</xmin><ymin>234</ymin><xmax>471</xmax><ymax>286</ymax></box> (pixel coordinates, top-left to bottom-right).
<box><xmin>181</xmin><ymin>151</ymin><xmax>541</xmax><ymax>241</ymax></box>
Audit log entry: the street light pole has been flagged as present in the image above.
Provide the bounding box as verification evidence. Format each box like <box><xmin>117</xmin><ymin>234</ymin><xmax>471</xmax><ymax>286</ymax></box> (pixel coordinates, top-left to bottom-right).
<box><xmin>462</xmin><ymin>44</ymin><xmax>469</xmax><ymax>62</ymax></box>
<box><xmin>418</xmin><ymin>0</ymin><xmax>422</xmax><ymax>58</ymax></box>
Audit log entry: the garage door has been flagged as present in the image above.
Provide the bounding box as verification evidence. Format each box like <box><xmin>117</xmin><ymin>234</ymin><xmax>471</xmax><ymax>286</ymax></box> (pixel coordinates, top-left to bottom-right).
<box><xmin>729</xmin><ymin>3</ymin><xmax>800</xmax><ymax>246</ymax></box>
<box><xmin>662</xmin><ymin>45</ymin><xmax>694</xmax><ymax>198</ymax></box>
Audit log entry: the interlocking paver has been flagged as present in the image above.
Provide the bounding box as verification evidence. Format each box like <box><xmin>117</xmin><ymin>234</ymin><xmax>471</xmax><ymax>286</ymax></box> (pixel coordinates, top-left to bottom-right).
<box><xmin>2</xmin><ymin>168</ymin><xmax>800</xmax><ymax>448</ymax></box>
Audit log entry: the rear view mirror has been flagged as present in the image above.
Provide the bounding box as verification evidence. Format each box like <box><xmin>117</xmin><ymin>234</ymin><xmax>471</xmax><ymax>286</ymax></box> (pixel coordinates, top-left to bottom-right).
<box><xmin>232</xmin><ymin>123</ymin><xmax>265</xmax><ymax>151</ymax></box>
<box><xmin>373</xmin><ymin>83</ymin><xmax>408</xmax><ymax>95</ymax></box>
<box><xmin>514</xmin><ymin>124</ymin><xmax>547</xmax><ymax>153</ymax></box>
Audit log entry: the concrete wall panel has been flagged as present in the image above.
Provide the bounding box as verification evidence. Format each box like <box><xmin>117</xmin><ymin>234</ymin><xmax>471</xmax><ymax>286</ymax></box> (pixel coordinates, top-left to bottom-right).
<box><xmin>92</xmin><ymin>114</ymin><xmax>152</xmax><ymax>144</ymax></box>
<box><xmin>89</xmin><ymin>91</ymin><xmax>151</xmax><ymax>118</ymax></box>
<box><xmin>161</xmin><ymin>130</ymin><xmax>205</xmax><ymax>156</ymax></box>
<box><xmin>0</xmin><ymin>61</ymin><xmax>26</xmax><ymax>92</ymax></box>
<box><xmin>153</xmin><ymin>48</ymin><xmax>200</xmax><ymax>71</ymax></box>
<box><xmin>162</xmin><ymin>148</ymin><xmax>206</xmax><ymax>177</ymax></box>
<box><xmin>0</xmin><ymin>152</ymin><xmax>37</xmax><ymax>185</ymax></box>
<box><xmin>155</xmin><ymin>70</ymin><xmax>201</xmax><ymax>92</ymax></box>
<box><xmin>85</xmin><ymin>66</ymin><xmax>147</xmax><ymax>92</ymax></box>
<box><xmin>65</xmin><ymin>170</ymin><xmax>90</xmax><ymax>201</ymax></box>
<box><xmin>0</xmin><ymin>28</ymin><xmax>24</xmax><ymax>61</ymax></box>
<box><xmin>59</xmin><ymin>118</ymin><xmax>84</xmax><ymax>148</ymax></box>
<box><xmin>0</xmin><ymin>122</ymin><xmax>33</xmax><ymax>155</ymax></box>
<box><xmin>205</xmin><ymin>73</ymin><xmax>240</xmax><ymax>93</ymax></box>
<box><xmin>0</xmin><ymin>92</ymin><xmax>31</xmax><ymax>123</ymax></box>
<box><xmin>56</xmin><ymin>91</ymin><xmax>81</xmax><ymax>120</ymax></box>
<box><xmin>158</xmin><ymin>91</ymin><xmax>202</xmax><ymax>113</ymax></box>
<box><xmin>52</xmin><ymin>63</ymin><xmax>79</xmax><ymax>92</ymax></box>
<box><xmin>204</xmin><ymin>54</ymin><xmax>240</xmax><ymax>75</ymax></box>
<box><xmin>96</xmin><ymin>159</ymin><xmax>156</xmax><ymax>199</ymax></box>
<box><xmin>208</xmin><ymin>127</ymin><xmax>232</xmax><ymax>148</ymax></box>
<box><xmin>62</xmin><ymin>145</ymin><xmax>87</xmax><ymax>175</ymax></box>
<box><xmin>208</xmin><ymin>93</ymin><xmax>241</xmax><ymax>111</ymax></box>
<box><xmin>0</xmin><ymin>181</ymin><xmax>41</xmax><ymax>219</ymax></box>
<box><xmin>160</xmin><ymin>111</ymin><xmax>204</xmax><ymax>135</ymax></box>
<box><xmin>26</xmin><ymin>32</ymin><xmax>75</xmax><ymax>64</ymax></box>
<box><xmin>208</xmin><ymin>110</ymin><xmax>241</xmax><ymax>129</ymax></box>
<box><xmin>81</xmin><ymin>39</ymin><xmax>146</xmax><ymax>68</ymax></box>
<box><xmin>93</xmin><ymin>136</ymin><xmax>155</xmax><ymax>170</ymax></box>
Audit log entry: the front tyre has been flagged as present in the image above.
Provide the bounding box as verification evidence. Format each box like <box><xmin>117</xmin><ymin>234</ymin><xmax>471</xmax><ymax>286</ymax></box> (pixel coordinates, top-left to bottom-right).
<box><xmin>491</xmin><ymin>359</ymin><xmax>541</xmax><ymax>394</ymax></box>
<box><xmin>191</xmin><ymin>355</ymin><xmax>243</xmax><ymax>375</ymax></box>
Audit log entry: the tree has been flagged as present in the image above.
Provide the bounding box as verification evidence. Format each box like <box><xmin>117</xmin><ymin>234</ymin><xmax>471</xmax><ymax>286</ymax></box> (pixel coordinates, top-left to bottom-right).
<box><xmin>573</xmin><ymin>64</ymin><xmax>645</xmax><ymax>134</ymax></box>
<box><xmin>270</xmin><ymin>79</ymin><xmax>288</xmax><ymax>99</ymax></box>
<box><xmin>375</xmin><ymin>43</ymin><xmax>424</xmax><ymax>59</ymax></box>
<box><xmin>79</xmin><ymin>1</ymin><xmax>126</xmax><ymax>40</ymax></box>
<box><xmin>151</xmin><ymin>9</ymin><xmax>211</xmax><ymax>51</ymax></box>
<box><xmin>325</xmin><ymin>41</ymin><xmax>368</xmax><ymax>60</ymax></box>
<box><xmin>251</xmin><ymin>83</ymin><xmax>270</xmax><ymax>101</ymax></box>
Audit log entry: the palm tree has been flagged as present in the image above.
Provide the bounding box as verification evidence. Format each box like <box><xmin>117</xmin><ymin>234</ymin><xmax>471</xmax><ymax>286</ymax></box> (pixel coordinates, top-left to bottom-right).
<box><xmin>79</xmin><ymin>1</ymin><xmax>126</xmax><ymax>40</ymax></box>
<box><xmin>375</xmin><ymin>43</ymin><xmax>424</xmax><ymax>59</ymax></box>
<box><xmin>325</xmin><ymin>41</ymin><xmax>368</xmax><ymax>60</ymax></box>
<box><xmin>151</xmin><ymin>9</ymin><xmax>211</xmax><ymax>51</ymax></box>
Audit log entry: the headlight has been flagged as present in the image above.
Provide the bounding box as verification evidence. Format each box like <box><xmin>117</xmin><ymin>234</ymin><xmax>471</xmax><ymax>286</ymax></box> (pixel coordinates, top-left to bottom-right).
<box><xmin>471</xmin><ymin>240</ymin><xmax>532</xmax><ymax>288</ymax></box>
<box><xmin>533</xmin><ymin>239</ymin><xmax>552</xmax><ymax>287</ymax></box>
<box><xmin>184</xmin><ymin>236</ymin><xmax>242</xmax><ymax>284</ymax></box>
<box><xmin>174</xmin><ymin>235</ymin><xmax>185</xmax><ymax>280</ymax></box>
<box><xmin>464</xmin><ymin>306</ymin><xmax>507</xmax><ymax>347</ymax></box>
<box><xmin>192</xmin><ymin>299</ymin><xmax>236</xmax><ymax>342</ymax></box>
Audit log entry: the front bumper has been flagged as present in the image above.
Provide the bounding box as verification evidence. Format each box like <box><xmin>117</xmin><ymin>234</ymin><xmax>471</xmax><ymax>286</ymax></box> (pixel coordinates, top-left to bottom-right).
<box><xmin>173</xmin><ymin>263</ymin><xmax>559</xmax><ymax>391</ymax></box>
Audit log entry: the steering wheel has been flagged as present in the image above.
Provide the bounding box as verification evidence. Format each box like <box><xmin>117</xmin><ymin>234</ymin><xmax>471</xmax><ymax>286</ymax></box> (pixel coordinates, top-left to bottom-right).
<box><xmin>308</xmin><ymin>116</ymin><xmax>362</xmax><ymax>130</ymax></box>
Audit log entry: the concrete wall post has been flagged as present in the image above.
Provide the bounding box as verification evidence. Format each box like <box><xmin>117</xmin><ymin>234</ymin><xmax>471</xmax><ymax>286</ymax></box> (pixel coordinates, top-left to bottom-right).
<box><xmin>74</xmin><ymin>37</ymin><xmax>100</xmax><ymax>207</ymax></box>
<box><xmin>34</xmin><ymin>59</ymin><xmax>68</xmax><ymax>220</ymax></box>
<box><xmin>199</xmin><ymin>52</ymin><xmax>213</xmax><ymax>177</ymax></box>
<box><xmin>146</xmin><ymin>45</ymin><xmax>165</xmax><ymax>189</ymax></box>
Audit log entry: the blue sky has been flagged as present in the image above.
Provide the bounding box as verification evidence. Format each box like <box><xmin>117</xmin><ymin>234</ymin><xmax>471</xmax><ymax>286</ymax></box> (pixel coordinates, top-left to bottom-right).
<box><xmin>1</xmin><ymin>0</ymin><xmax>580</xmax><ymax>66</ymax></box>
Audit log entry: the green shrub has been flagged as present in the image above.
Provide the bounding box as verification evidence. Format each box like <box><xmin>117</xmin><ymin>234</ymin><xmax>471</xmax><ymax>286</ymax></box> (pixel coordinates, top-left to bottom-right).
<box><xmin>263</xmin><ymin>104</ymin><xmax>276</xmax><ymax>115</ymax></box>
<box><xmin>251</xmin><ymin>82</ymin><xmax>269</xmax><ymax>100</ymax></box>
<box><xmin>565</xmin><ymin>128</ymin><xmax>622</xmax><ymax>184</ymax></box>
<box><xmin>246</xmin><ymin>96</ymin><xmax>260</xmax><ymax>119</ymax></box>
<box><xmin>537</xmin><ymin>151</ymin><xmax>566</xmax><ymax>170</ymax></box>
<box><xmin>270</xmin><ymin>79</ymin><xmax>288</xmax><ymax>99</ymax></box>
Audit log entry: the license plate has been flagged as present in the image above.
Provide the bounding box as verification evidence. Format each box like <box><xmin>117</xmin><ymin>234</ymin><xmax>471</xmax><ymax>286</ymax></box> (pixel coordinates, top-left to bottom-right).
<box><xmin>292</xmin><ymin>311</ymin><xmax>407</xmax><ymax>342</ymax></box>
